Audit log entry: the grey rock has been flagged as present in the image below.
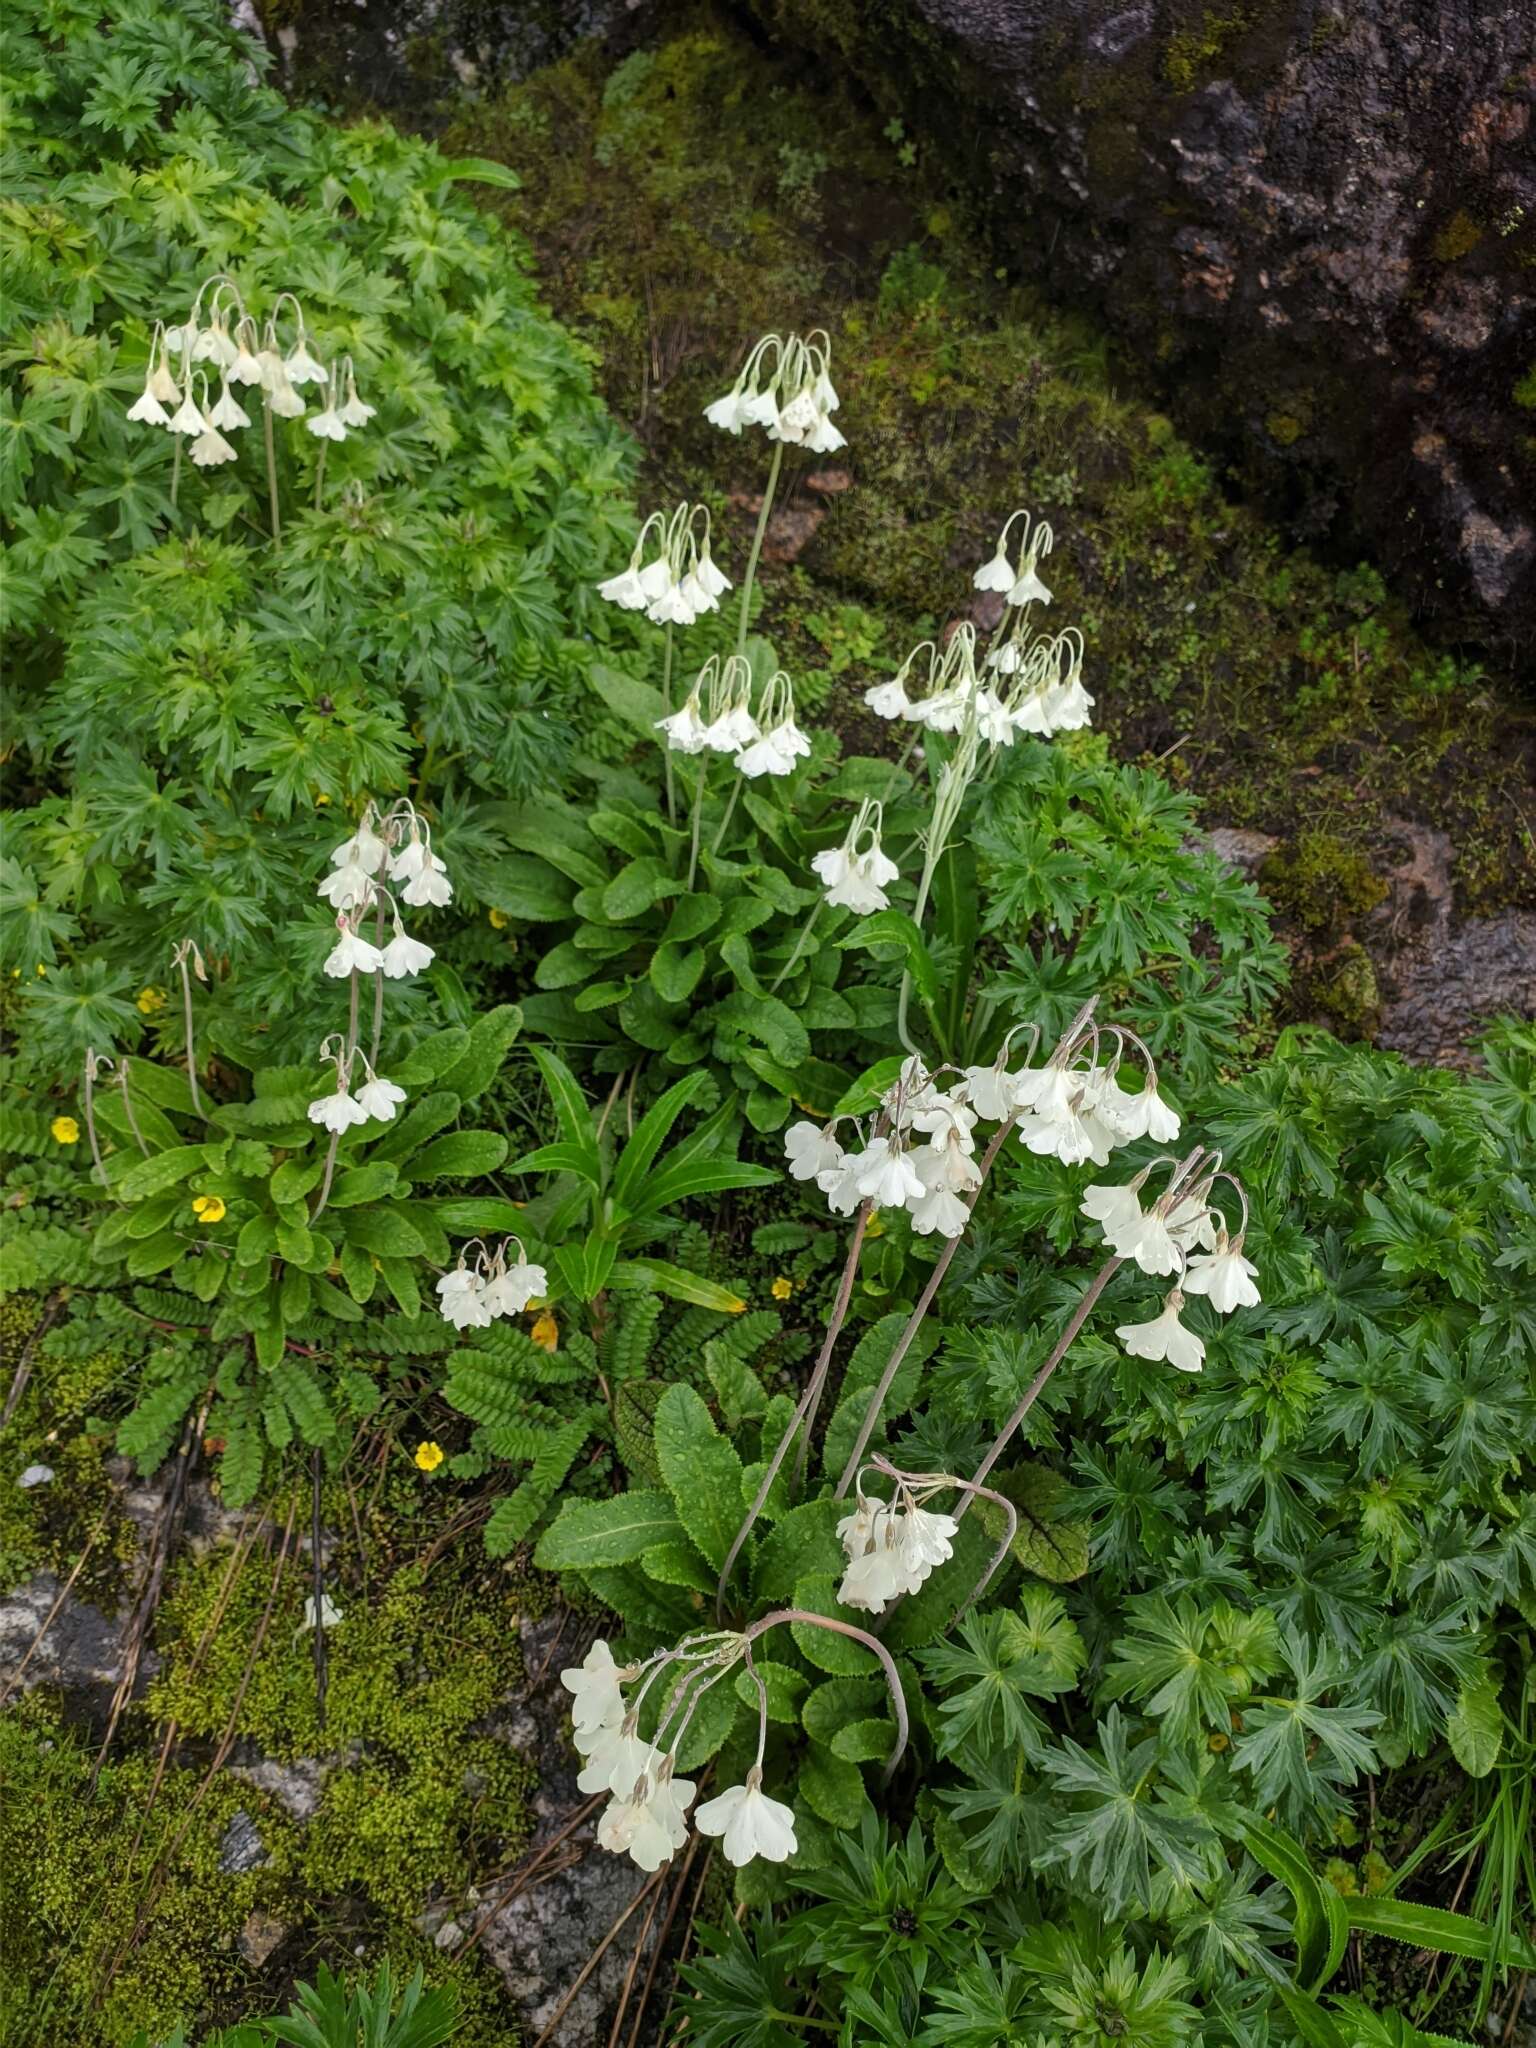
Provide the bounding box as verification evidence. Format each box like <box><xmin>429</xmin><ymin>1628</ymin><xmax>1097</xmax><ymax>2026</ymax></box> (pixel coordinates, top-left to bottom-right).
<box><xmin>747</xmin><ymin>0</ymin><xmax>1536</xmax><ymax>646</ymax></box>
<box><xmin>218</xmin><ymin>1810</ymin><xmax>270</xmax><ymax>1875</ymax></box>
<box><xmin>16</xmin><ymin>1465</ymin><xmax>54</xmax><ymax>1489</ymax></box>
<box><xmin>0</xmin><ymin>1572</ymin><xmax>144</xmax><ymax>1696</ymax></box>
<box><xmin>471</xmin><ymin>1612</ymin><xmax>665</xmax><ymax>2048</ymax></box>
<box><xmin>1206</xmin><ymin>826</ymin><xmax>1280</xmax><ymax>877</ymax></box>
<box><xmin>228</xmin><ymin>1748</ymin><xmax>331</xmax><ymax>1822</ymax></box>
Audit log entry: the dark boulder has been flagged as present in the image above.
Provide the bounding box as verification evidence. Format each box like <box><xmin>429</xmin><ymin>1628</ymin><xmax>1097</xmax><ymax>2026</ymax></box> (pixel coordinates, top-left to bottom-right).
<box><xmin>747</xmin><ymin>0</ymin><xmax>1536</xmax><ymax>650</ymax></box>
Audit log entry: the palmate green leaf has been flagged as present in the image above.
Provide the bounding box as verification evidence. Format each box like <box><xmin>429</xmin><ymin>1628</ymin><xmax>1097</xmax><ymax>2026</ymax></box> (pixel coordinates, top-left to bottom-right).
<box><xmin>1230</xmin><ymin>1635</ymin><xmax>1381</xmax><ymax>1826</ymax></box>
<box><xmin>917</xmin><ymin>1611</ymin><xmax>1059</xmax><ymax>1759</ymax></box>
<box><xmin>1103</xmin><ymin>1595</ymin><xmax>1256</xmax><ymax>1746</ymax></box>
<box><xmin>1039</xmin><ymin>1707</ymin><xmax>1213</xmax><ymax>1917</ymax></box>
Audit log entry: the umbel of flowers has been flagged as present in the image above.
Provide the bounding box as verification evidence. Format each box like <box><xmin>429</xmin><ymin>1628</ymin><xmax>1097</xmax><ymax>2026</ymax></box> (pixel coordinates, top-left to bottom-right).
<box><xmin>305</xmin><ymin>800</ymin><xmax>450</xmax><ymax>1215</ymax></box>
<box><xmin>561</xmin><ymin>1604</ymin><xmax>905</xmax><ymax>1874</ymax></box>
<box><xmin>598</xmin><ymin>502</ymin><xmax>732</xmax><ymax>628</ymax></box>
<box><xmin>436</xmin><ymin>1235</ymin><xmax>548</xmax><ymax>1331</ymax></box>
<box><xmin>125</xmin><ymin>274</ymin><xmax>373</xmax><ymax>541</ymax></box>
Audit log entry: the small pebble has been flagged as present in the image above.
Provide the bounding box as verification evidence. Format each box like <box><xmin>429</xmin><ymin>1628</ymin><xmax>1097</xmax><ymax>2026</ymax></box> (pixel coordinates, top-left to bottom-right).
<box><xmin>17</xmin><ymin>1465</ymin><xmax>54</xmax><ymax>1489</ymax></box>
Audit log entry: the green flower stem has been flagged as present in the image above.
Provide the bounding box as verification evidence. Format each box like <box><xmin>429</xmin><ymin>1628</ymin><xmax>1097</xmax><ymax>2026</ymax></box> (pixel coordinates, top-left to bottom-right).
<box><xmin>685</xmin><ymin>754</ymin><xmax>709</xmax><ymax>892</ymax></box>
<box><xmin>170</xmin><ymin>434</ymin><xmax>182</xmax><ymax>515</ymax></box>
<box><xmin>262</xmin><ymin>400</ymin><xmax>282</xmax><ymax>550</ymax></box>
<box><xmin>313</xmin><ymin>440</ymin><xmax>327</xmax><ymax>513</ymax></box>
<box><xmin>175</xmin><ymin>947</ymin><xmax>203</xmax><ymax>1115</ymax></box>
<box><xmin>769</xmin><ymin>900</ymin><xmax>822</xmax><ymax>994</ymax></box>
<box><xmin>716</xmin><ymin>1200</ymin><xmax>872</xmax><ymax>1620</ymax></box>
<box><xmin>709</xmin><ymin>774</ymin><xmax>742</xmax><ymax>856</ymax></box>
<box><xmin>311</xmin><ymin>970</ymin><xmax>360</xmax><ymax>1222</ymax></box>
<box><xmin>832</xmin><ymin>1109</ymin><xmax>1021</xmax><ymax>1500</ymax></box>
<box><xmin>736</xmin><ymin>439</ymin><xmax>784</xmax><ymax>663</ymax></box>
<box><xmin>661</xmin><ymin>621</ymin><xmax>677</xmax><ymax>828</ymax></box>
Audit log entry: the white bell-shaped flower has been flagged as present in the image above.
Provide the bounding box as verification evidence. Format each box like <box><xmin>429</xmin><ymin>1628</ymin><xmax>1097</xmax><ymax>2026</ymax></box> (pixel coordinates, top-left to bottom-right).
<box><xmin>854</xmin><ymin>1139</ymin><xmax>924</xmax><ymax>1209</ymax></box>
<box><xmin>656</xmin><ymin>694</ymin><xmax>709</xmax><ymax>755</ymax></box>
<box><xmin>577</xmin><ymin>1726</ymin><xmax>659</xmax><ymax>1799</ymax></box>
<box><xmin>317</xmin><ymin>863</ymin><xmax>374</xmax><ymax>913</ymax></box>
<box><xmin>1079</xmin><ymin>1180</ymin><xmax>1145</xmax><ymax>1241</ymax></box>
<box><xmin>598</xmin><ymin>562</ymin><xmax>648</xmax><ymax>609</ymax></box>
<box><xmin>1116</xmin><ymin>1290</ymin><xmax>1205</xmax><ymax>1373</ymax></box>
<box><xmin>695</xmin><ymin>1771</ymin><xmax>798</xmax><ymax>1867</ymax></box>
<box><xmin>907</xmin><ymin>1180</ymin><xmax>971</xmax><ymax>1238</ymax></box>
<box><xmin>482</xmin><ymin>1259</ymin><xmax>547</xmax><ymax>1318</ymax></box>
<box><xmin>863</xmin><ymin>676</ymin><xmax>912</xmax><ymax>719</ymax></box>
<box><xmin>898</xmin><ymin>1504</ymin><xmax>958</xmax><ymax>1584</ymax></box>
<box><xmin>1008</xmin><ymin>557</ymin><xmax>1053</xmax><ymax>608</ymax></box>
<box><xmin>355</xmin><ymin>1074</ymin><xmax>406</xmax><ymax>1123</ymax></box>
<box><xmin>560</xmin><ymin>1638</ymin><xmax>627</xmax><ymax>1736</ymax></box>
<box><xmin>1182</xmin><ymin>1234</ymin><xmax>1260</xmax><ymax>1313</ymax></box>
<box><xmin>189</xmin><ymin>425</ymin><xmax>238</xmax><ymax>468</ymax></box>
<box><xmin>127</xmin><ymin>380</ymin><xmax>171</xmax><ymax>427</ymax></box>
<box><xmin>817</xmin><ymin>1145</ymin><xmax>873</xmax><ymax>1217</ymax></box>
<box><xmin>973</xmin><ymin>542</ymin><xmax>1016</xmax><ymax>593</ymax></box>
<box><xmin>381</xmin><ymin>930</ymin><xmax>434</xmax><ymax>978</ymax></box>
<box><xmin>285</xmin><ymin>337</ymin><xmax>330</xmax><ymax>386</ymax></box>
<box><xmin>323</xmin><ymin>924</ymin><xmax>385</xmax><ymax>978</ymax></box>
<box><xmin>167</xmin><ymin>390</ymin><xmax>207</xmax><ymax>437</ymax></box>
<box><xmin>784</xmin><ymin>1119</ymin><xmax>843</xmax><ymax>1183</ymax></box>
<box><xmin>597</xmin><ymin>1764</ymin><xmax>696</xmax><ymax>1871</ymax></box>
<box><xmin>694</xmin><ymin>544</ymin><xmax>731</xmax><ymax>598</ymax></box>
<box><xmin>208</xmin><ymin>381</ymin><xmax>250</xmax><ymax>432</ymax></box>
<box><xmin>331</xmin><ymin>822</ymin><xmax>388</xmax><ymax>874</ymax></box>
<box><xmin>436</xmin><ymin>1267</ymin><xmax>494</xmax><ymax>1331</ymax></box>
<box><xmin>307</xmin><ymin>1085</ymin><xmax>369</xmax><ymax>1133</ymax></box>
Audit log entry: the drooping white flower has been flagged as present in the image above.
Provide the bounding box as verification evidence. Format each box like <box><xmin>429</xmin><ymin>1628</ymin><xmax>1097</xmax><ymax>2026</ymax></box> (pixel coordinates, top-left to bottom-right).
<box><xmin>836</xmin><ymin>1499</ymin><xmax>879</xmax><ymax>1561</ymax></box>
<box><xmin>695</xmin><ymin>1773</ymin><xmax>798</xmax><ymax>1867</ymax></box>
<box><xmin>598</xmin><ymin>563</ymin><xmax>648</xmax><ymax>609</ymax></box>
<box><xmin>355</xmin><ymin>1074</ymin><xmax>407</xmax><ymax>1122</ymax></box>
<box><xmin>598</xmin><ymin>1766</ymin><xmax>696</xmax><ymax>1871</ymax></box>
<box><xmin>1116</xmin><ymin>1291</ymin><xmax>1205</xmax><ymax>1372</ymax></box>
<box><xmin>863</xmin><ymin>676</ymin><xmax>912</xmax><ymax>719</ymax></box>
<box><xmin>784</xmin><ymin>1119</ymin><xmax>843</xmax><ymax>1183</ymax></box>
<box><xmin>229</xmin><ymin>323</ymin><xmax>264</xmax><ymax>387</ymax></box>
<box><xmin>323</xmin><ymin>924</ymin><xmax>385</xmax><ymax>978</ymax></box>
<box><xmin>914</xmin><ymin>1126</ymin><xmax>981</xmax><ymax>1194</ymax></box>
<box><xmin>317</xmin><ymin>863</ymin><xmax>375</xmax><ymax>913</ymax></box>
<box><xmin>577</xmin><ymin>1726</ymin><xmax>659</xmax><ymax>1799</ymax></box>
<box><xmin>838</xmin><ymin>1519</ymin><xmax>909</xmax><ymax>1612</ymax></box>
<box><xmin>817</xmin><ymin>1145</ymin><xmax>872</xmax><ymax>1217</ymax></box>
<box><xmin>285</xmin><ymin>337</ymin><xmax>330</xmax><ymax>386</ymax></box>
<box><xmin>189</xmin><ymin>425</ymin><xmax>238</xmax><ymax>468</ymax></box>
<box><xmin>331</xmin><ymin>822</ymin><xmax>388</xmax><ymax>874</ymax></box>
<box><xmin>1182</xmin><ymin>1236</ymin><xmax>1261</xmax><ymax>1313</ymax></box>
<box><xmin>855</xmin><ymin>1140</ymin><xmax>924</xmax><ymax>1209</ymax></box>
<box><xmin>804</xmin><ymin>410</ymin><xmax>846</xmax><ymax>454</ymax></box>
<box><xmin>306</xmin><ymin>404</ymin><xmax>347</xmax><ymax>443</ymax></box>
<box><xmin>898</xmin><ymin>1504</ymin><xmax>958</xmax><ymax>1583</ymax></box>
<box><xmin>381</xmin><ymin>930</ymin><xmax>434</xmax><ymax>978</ymax></box>
<box><xmin>482</xmin><ymin>1259</ymin><xmax>548</xmax><ymax>1318</ymax></box>
<box><xmin>307</xmin><ymin>1085</ymin><xmax>369</xmax><ymax>1134</ymax></box>
<box><xmin>656</xmin><ymin>694</ymin><xmax>709</xmax><ymax>755</ymax></box>
<box><xmin>907</xmin><ymin>1181</ymin><xmax>971</xmax><ymax>1238</ymax></box>
<box><xmin>736</xmin><ymin>719</ymin><xmax>809</xmax><ymax>778</ymax></box>
<box><xmin>436</xmin><ymin>1266</ymin><xmax>494</xmax><ymax>1331</ymax></box>
<box><xmin>127</xmin><ymin>382</ymin><xmax>171</xmax><ymax>427</ymax></box>
<box><xmin>167</xmin><ymin>390</ymin><xmax>207</xmax><ymax>437</ymax></box>
<box><xmin>961</xmin><ymin>1061</ymin><xmax>1027</xmax><ymax>1121</ymax></box>
<box><xmin>207</xmin><ymin>380</ymin><xmax>250</xmax><ymax>432</ymax></box>
<box><xmin>147</xmin><ymin>340</ymin><xmax>182</xmax><ymax>406</ymax></box>
<box><xmin>973</xmin><ymin>541</ymin><xmax>1016</xmax><ymax>593</ymax></box>
<box><xmin>338</xmin><ymin>374</ymin><xmax>375</xmax><ymax>428</ymax></box>
<box><xmin>1111</xmin><ymin>1208</ymin><xmax>1182</xmax><ymax>1277</ymax></box>
<box><xmin>703</xmin><ymin>387</ymin><xmax>752</xmax><ymax>434</ymax></box>
<box><xmin>1167</xmin><ymin>1195</ymin><xmax>1219</xmax><ymax>1253</ymax></box>
<box><xmin>560</xmin><ymin>1639</ymin><xmax>627</xmax><ymax>1736</ymax></box>
<box><xmin>266</xmin><ymin>372</ymin><xmax>307</xmax><ymax>420</ymax></box>
<box><xmin>391</xmin><ymin>833</ymin><xmax>453</xmax><ymax>908</ymax></box>
<box><xmin>695</xmin><ymin>543</ymin><xmax>731</xmax><ymax>599</ymax></box>
<box><xmin>648</xmin><ymin>580</ymin><xmax>696</xmax><ymax>627</ymax></box>
<box><xmin>1008</xmin><ymin>556</ymin><xmax>1053</xmax><ymax>608</ymax></box>
<box><xmin>1079</xmin><ymin>1181</ymin><xmax>1145</xmax><ymax>1241</ymax></box>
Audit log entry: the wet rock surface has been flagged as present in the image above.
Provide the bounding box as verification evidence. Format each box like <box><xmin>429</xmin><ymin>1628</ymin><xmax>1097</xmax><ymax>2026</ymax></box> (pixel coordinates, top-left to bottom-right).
<box><xmin>748</xmin><ymin>0</ymin><xmax>1536</xmax><ymax>648</ymax></box>
<box><xmin>0</xmin><ymin>1571</ymin><xmax>140</xmax><ymax>1698</ymax></box>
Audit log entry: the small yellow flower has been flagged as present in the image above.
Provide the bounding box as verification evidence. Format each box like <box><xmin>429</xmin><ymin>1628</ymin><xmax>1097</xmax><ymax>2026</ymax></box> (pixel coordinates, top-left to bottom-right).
<box><xmin>50</xmin><ymin>1115</ymin><xmax>80</xmax><ymax>1145</ymax></box>
<box><xmin>136</xmin><ymin>985</ymin><xmax>168</xmax><ymax>1015</ymax></box>
<box><xmin>414</xmin><ymin>1441</ymin><xmax>445</xmax><ymax>1473</ymax></box>
<box><xmin>771</xmin><ymin>1275</ymin><xmax>793</xmax><ymax>1301</ymax></box>
<box><xmin>191</xmin><ymin>1193</ymin><xmax>227</xmax><ymax>1223</ymax></box>
<box><xmin>488</xmin><ymin>908</ymin><xmax>509</xmax><ymax>930</ymax></box>
<box><xmin>34</xmin><ymin>963</ymin><xmax>46</xmax><ymax>978</ymax></box>
<box><xmin>315</xmin><ymin>792</ymin><xmax>330</xmax><ymax>806</ymax></box>
<box><xmin>530</xmin><ymin>1309</ymin><xmax>559</xmax><ymax>1352</ymax></box>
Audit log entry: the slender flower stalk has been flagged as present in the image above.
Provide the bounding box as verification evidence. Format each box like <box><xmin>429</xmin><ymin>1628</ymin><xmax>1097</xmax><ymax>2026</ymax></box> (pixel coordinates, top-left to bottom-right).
<box><xmin>716</xmin><ymin>1200</ymin><xmax>873</xmax><ymax>1618</ymax></box>
<box><xmin>170</xmin><ymin>939</ymin><xmax>205</xmax><ymax>1114</ymax></box>
<box><xmin>736</xmin><ymin>439</ymin><xmax>783</xmax><ymax>663</ymax></box>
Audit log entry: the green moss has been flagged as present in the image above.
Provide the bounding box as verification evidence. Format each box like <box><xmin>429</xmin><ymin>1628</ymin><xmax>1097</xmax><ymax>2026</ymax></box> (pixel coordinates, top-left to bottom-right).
<box><xmin>1266</xmin><ymin>412</ymin><xmax>1302</xmax><ymax>446</ymax></box>
<box><xmin>1514</xmin><ymin>362</ymin><xmax>1536</xmax><ymax>410</ymax></box>
<box><xmin>1260</xmin><ymin>832</ymin><xmax>1389</xmax><ymax>934</ymax></box>
<box><xmin>1162</xmin><ymin>7</ymin><xmax>1257</xmax><ymax>90</ymax></box>
<box><xmin>1432</xmin><ymin>211</ymin><xmax>1484</xmax><ymax>262</ymax></box>
<box><xmin>1313</xmin><ymin>940</ymin><xmax>1382</xmax><ymax>1039</ymax></box>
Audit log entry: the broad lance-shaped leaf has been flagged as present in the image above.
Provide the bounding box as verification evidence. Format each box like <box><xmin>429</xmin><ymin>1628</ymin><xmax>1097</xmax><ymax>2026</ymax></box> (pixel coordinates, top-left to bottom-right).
<box><xmin>534</xmin><ymin>1488</ymin><xmax>682</xmax><ymax>1570</ymax></box>
<box><xmin>651</xmin><ymin>1382</ymin><xmax>746</xmax><ymax>1572</ymax></box>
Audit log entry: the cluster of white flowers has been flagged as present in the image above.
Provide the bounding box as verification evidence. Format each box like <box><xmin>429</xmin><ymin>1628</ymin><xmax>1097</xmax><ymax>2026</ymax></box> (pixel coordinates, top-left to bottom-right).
<box><xmin>306</xmin><ymin>801</ymin><xmax>451</xmax><ymax>1137</ymax></box>
<box><xmin>1083</xmin><ymin>1163</ymin><xmax>1262</xmax><ymax>1374</ymax></box>
<box><xmin>435</xmin><ymin>1235</ymin><xmax>548</xmax><ymax>1331</ymax></box>
<box><xmin>836</xmin><ymin>1469</ymin><xmax>959</xmax><ymax>1614</ymax></box>
<box><xmin>657</xmin><ymin>657</ymin><xmax>811</xmax><ymax>780</ymax></box>
<box><xmin>562</xmin><ymin>1636</ymin><xmax>799</xmax><ymax>1873</ymax></box>
<box><xmin>865</xmin><ymin>617</ymin><xmax>1092</xmax><ymax>746</ymax></box>
<box><xmin>126</xmin><ymin>278</ymin><xmax>373</xmax><ymax>466</ymax></box>
<box><xmin>810</xmin><ymin>799</ymin><xmax>899</xmax><ymax>914</ymax></box>
<box><xmin>703</xmin><ymin>330</ymin><xmax>844</xmax><ymax>452</ymax></box>
<box><xmin>597</xmin><ymin>502</ymin><xmax>732</xmax><ymax>627</ymax></box>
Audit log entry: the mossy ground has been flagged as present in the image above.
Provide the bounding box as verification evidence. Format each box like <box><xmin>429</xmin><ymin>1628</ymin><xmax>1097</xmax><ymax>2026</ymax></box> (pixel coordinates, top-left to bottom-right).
<box><xmin>445</xmin><ymin>7</ymin><xmax>1533</xmax><ymax>975</ymax></box>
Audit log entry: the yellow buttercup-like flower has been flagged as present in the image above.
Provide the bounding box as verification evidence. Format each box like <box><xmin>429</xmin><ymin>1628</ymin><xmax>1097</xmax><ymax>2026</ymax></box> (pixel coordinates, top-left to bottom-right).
<box><xmin>136</xmin><ymin>986</ymin><xmax>168</xmax><ymax>1015</ymax></box>
<box><xmin>50</xmin><ymin>1115</ymin><xmax>80</xmax><ymax>1145</ymax></box>
<box><xmin>488</xmin><ymin>908</ymin><xmax>509</xmax><ymax>930</ymax></box>
<box><xmin>771</xmin><ymin>1275</ymin><xmax>793</xmax><ymax>1301</ymax></box>
<box><xmin>414</xmin><ymin>1441</ymin><xmax>445</xmax><ymax>1473</ymax></box>
<box><xmin>191</xmin><ymin>1193</ymin><xmax>227</xmax><ymax>1223</ymax></box>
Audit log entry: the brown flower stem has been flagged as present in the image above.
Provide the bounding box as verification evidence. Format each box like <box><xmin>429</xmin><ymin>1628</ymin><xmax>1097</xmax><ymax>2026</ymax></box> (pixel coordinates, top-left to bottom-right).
<box><xmin>715</xmin><ymin>1201</ymin><xmax>871</xmax><ymax>1619</ymax></box>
